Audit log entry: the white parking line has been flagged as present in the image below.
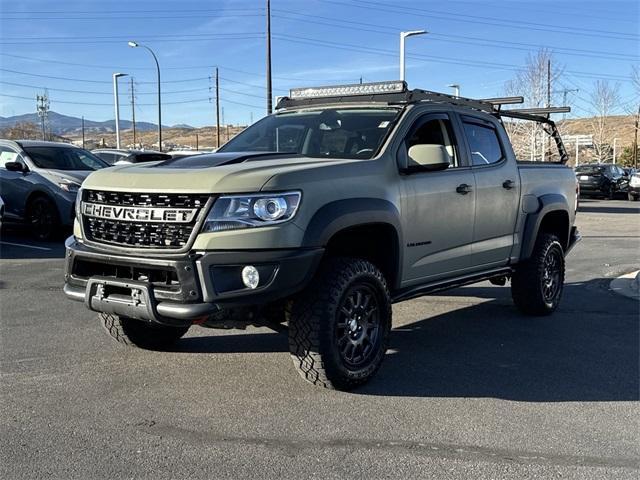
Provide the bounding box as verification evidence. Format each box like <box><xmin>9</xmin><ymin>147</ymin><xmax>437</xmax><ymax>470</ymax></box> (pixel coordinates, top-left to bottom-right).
<box><xmin>0</xmin><ymin>241</ymin><xmax>52</xmax><ymax>251</ymax></box>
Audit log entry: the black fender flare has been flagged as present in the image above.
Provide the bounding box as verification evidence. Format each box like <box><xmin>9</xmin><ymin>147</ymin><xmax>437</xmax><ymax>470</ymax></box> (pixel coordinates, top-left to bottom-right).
<box><xmin>301</xmin><ymin>198</ymin><xmax>404</xmax><ymax>287</ymax></box>
<box><xmin>520</xmin><ymin>193</ymin><xmax>570</xmax><ymax>261</ymax></box>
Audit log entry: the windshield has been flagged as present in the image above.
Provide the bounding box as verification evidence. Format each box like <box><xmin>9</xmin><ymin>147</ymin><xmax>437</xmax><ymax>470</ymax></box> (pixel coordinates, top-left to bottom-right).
<box><xmin>575</xmin><ymin>165</ymin><xmax>605</xmax><ymax>174</ymax></box>
<box><xmin>219</xmin><ymin>107</ymin><xmax>401</xmax><ymax>159</ymax></box>
<box><xmin>24</xmin><ymin>146</ymin><xmax>108</xmax><ymax>171</ymax></box>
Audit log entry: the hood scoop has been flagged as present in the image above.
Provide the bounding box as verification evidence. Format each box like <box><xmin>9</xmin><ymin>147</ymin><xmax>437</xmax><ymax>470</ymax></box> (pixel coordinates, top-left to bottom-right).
<box><xmin>152</xmin><ymin>151</ymin><xmax>303</xmax><ymax>170</ymax></box>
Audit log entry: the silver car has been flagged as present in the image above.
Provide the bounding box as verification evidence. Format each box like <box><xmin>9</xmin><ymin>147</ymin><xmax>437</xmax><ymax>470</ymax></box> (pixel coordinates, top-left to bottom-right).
<box><xmin>0</xmin><ymin>140</ymin><xmax>109</xmax><ymax>239</ymax></box>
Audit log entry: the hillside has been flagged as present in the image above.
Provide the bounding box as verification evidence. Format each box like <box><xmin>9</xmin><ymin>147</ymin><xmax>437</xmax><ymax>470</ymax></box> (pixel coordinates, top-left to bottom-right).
<box><xmin>0</xmin><ymin>111</ymin><xmax>187</xmax><ymax>136</ymax></box>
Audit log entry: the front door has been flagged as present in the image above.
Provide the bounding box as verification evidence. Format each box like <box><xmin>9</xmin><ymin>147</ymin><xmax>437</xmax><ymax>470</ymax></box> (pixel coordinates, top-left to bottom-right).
<box><xmin>398</xmin><ymin>112</ymin><xmax>476</xmax><ymax>285</ymax></box>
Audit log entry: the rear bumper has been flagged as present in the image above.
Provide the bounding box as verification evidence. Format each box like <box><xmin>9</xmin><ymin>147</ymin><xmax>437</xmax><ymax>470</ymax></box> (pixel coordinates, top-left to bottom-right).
<box><xmin>63</xmin><ymin>237</ymin><xmax>323</xmax><ymax>325</ymax></box>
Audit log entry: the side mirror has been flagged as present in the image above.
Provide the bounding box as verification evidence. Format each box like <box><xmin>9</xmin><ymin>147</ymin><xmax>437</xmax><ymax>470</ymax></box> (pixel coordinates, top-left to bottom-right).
<box><xmin>407</xmin><ymin>144</ymin><xmax>450</xmax><ymax>171</ymax></box>
<box><xmin>5</xmin><ymin>161</ymin><xmax>26</xmax><ymax>172</ymax></box>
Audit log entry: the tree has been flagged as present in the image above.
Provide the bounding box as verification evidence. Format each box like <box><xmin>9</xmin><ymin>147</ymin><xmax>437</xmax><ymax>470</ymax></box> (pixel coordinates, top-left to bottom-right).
<box><xmin>1</xmin><ymin>122</ymin><xmax>41</xmax><ymax>140</ymax></box>
<box><xmin>503</xmin><ymin>49</ymin><xmax>564</xmax><ymax>162</ymax></box>
<box><xmin>589</xmin><ymin>80</ymin><xmax>620</xmax><ymax>163</ymax></box>
<box><xmin>618</xmin><ymin>145</ymin><xmax>639</xmax><ymax>167</ymax></box>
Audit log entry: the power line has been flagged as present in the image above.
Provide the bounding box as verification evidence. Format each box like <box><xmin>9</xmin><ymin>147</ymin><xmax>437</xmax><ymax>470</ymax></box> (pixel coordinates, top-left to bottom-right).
<box><xmin>324</xmin><ymin>0</ymin><xmax>638</xmax><ymax>41</ymax></box>
<box><xmin>0</xmin><ymin>34</ymin><xmax>265</xmax><ymax>45</ymax></box>
<box><xmin>0</xmin><ymin>13</ymin><xmax>264</xmax><ymax>21</ymax></box>
<box><xmin>273</xmin><ymin>34</ymin><xmax>635</xmax><ymax>83</ymax></box>
<box><xmin>273</xmin><ymin>10</ymin><xmax>639</xmax><ymax>62</ymax></box>
<box><xmin>0</xmin><ymin>80</ymin><xmax>210</xmax><ymax>96</ymax></box>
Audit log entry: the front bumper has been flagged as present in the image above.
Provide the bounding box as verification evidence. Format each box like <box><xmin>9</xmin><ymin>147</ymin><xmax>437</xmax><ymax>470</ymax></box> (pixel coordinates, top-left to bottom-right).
<box><xmin>63</xmin><ymin>237</ymin><xmax>323</xmax><ymax>325</ymax></box>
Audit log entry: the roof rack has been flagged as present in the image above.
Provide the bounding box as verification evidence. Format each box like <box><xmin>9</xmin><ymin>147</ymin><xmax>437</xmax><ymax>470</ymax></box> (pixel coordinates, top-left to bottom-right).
<box><xmin>277</xmin><ymin>80</ymin><xmax>571</xmax><ymax>164</ymax></box>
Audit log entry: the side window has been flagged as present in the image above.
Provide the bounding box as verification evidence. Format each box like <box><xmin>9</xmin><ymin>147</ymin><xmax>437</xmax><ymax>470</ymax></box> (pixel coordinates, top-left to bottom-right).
<box><xmin>462</xmin><ymin>120</ymin><xmax>504</xmax><ymax>166</ymax></box>
<box><xmin>405</xmin><ymin>116</ymin><xmax>459</xmax><ymax>168</ymax></box>
<box><xmin>0</xmin><ymin>146</ymin><xmax>19</xmax><ymax>169</ymax></box>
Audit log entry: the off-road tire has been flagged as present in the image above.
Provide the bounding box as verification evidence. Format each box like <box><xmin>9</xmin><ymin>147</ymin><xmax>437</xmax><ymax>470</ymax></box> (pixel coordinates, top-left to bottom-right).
<box><xmin>511</xmin><ymin>233</ymin><xmax>565</xmax><ymax>316</ymax></box>
<box><xmin>100</xmin><ymin>313</ymin><xmax>190</xmax><ymax>349</ymax></box>
<box><xmin>27</xmin><ymin>195</ymin><xmax>60</xmax><ymax>241</ymax></box>
<box><xmin>288</xmin><ymin>257</ymin><xmax>391</xmax><ymax>390</ymax></box>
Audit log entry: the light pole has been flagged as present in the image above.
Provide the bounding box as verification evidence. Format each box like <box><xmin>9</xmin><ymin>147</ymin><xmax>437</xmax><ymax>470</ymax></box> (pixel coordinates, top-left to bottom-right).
<box><xmin>447</xmin><ymin>83</ymin><xmax>460</xmax><ymax>97</ymax></box>
<box><xmin>128</xmin><ymin>41</ymin><xmax>162</xmax><ymax>151</ymax></box>
<box><xmin>112</xmin><ymin>73</ymin><xmax>127</xmax><ymax>149</ymax></box>
<box><xmin>400</xmin><ymin>30</ymin><xmax>427</xmax><ymax>82</ymax></box>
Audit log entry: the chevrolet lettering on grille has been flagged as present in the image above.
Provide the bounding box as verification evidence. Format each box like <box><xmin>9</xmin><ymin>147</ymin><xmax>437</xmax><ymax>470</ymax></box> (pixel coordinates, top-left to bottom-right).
<box><xmin>82</xmin><ymin>202</ymin><xmax>198</xmax><ymax>223</ymax></box>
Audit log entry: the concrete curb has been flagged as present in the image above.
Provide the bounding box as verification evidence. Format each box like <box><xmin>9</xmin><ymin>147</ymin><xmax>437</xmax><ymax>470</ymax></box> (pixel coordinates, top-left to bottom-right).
<box><xmin>610</xmin><ymin>270</ymin><xmax>640</xmax><ymax>301</ymax></box>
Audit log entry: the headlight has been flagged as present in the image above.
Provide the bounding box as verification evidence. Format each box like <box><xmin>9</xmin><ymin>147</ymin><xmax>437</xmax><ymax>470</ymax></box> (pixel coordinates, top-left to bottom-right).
<box><xmin>630</xmin><ymin>175</ymin><xmax>640</xmax><ymax>187</ymax></box>
<box><xmin>59</xmin><ymin>181</ymin><xmax>80</xmax><ymax>193</ymax></box>
<box><xmin>202</xmin><ymin>191</ymin><xmax>301</xmax><ymax>232</ymax></box>
<box><xmin>75</xmin><ymin>187</ymin><xmax>83</xmax><ymax>218</ymax></box>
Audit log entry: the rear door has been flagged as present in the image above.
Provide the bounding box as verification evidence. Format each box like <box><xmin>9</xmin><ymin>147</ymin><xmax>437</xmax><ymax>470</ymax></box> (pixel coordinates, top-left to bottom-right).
<box><xmin>397</xmin><ymin>110</ymin><xmax>477</xmax><ymax>284</ymax></box>
<box><xmin>458</xmin><ymin>114</ymin><xmax>521</xmax><ymax>268</ymax></box>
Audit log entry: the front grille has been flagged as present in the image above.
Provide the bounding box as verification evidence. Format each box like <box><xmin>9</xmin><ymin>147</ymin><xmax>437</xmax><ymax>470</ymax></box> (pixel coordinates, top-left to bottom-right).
<box><xmin>73</xmin><ymin>258</ymin><xmax>181</xmax><ymax>291</ymax></box>
<box><xmin>82</xmin><ymin>190</ymin><xmax>210</xmax><ymax>250</ymax></box>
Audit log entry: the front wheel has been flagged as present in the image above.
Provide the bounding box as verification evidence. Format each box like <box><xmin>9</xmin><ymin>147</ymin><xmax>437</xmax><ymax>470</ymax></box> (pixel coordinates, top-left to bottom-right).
<box><xmin>288</xmin><ymin>257</ymin><xmax>391</xmax><ymax>390</ymax></box>
<box><xmin>628</xmin><ymin>192</ymin><xmax>638</xmax><ymax>202</ymax></box>
<box><xmin>100</xmin><ymin>313</ymin><xmax>190</xmax><ymax>349</ymax></box>
<box><xmin>511</xmin><ymin>233</ymin><xmax>565</xmax><ymax>316</ymax></box>
<box><xmin>27</xmin><ymin>196</ymin><xmax>60</xmax><ymax>240</ymax></box>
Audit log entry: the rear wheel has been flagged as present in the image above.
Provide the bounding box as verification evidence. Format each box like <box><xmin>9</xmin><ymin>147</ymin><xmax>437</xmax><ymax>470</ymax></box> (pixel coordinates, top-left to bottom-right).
<box><xmin>511</xmin><ymin>233</ymin><xmax>565</xmax><ymax>316</ymax></box>
<box><xmin>629</xmin><ymin>192</ymin><xmax>638</xmax><ymax>201</ymax></box>
<box><xmin>27</xmin><ymin>196</ymin><xmax>60</xmax><ymax>241</ymax></box>
<box><xmin>288</xmin><ymin>257</ymin><xmax>391</xmax><ymax>390</ymax></box>
<box><xmin>100</xmin><ymin>313</ymin><xmax>190</xmax><ymax>349</ymax></box>
<box><xmin>604</xmin><ymin>185</ymin><xmax>615</xmax><ymax>200</ymax></box>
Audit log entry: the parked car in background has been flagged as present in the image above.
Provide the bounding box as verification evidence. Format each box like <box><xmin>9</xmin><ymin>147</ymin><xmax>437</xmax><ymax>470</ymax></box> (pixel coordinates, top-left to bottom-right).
<box><xmin>167</xmin><ymin>150</ymin><xmax>206</xmax><ymax>160</ymax></box>
<box><xmin>0</xmin><ymin>140</ymin><xmax>109</xmax><ymax>239</ymax></box>
<box><xmin>627</xmin><ymin>172</ymin><xmax>640</xmax><ymax>201</ymax></box>
<box><xmin>0</xmin><ymin>196</ymin><xmax>4</xmax><ymax>226</ymax></box>
<box><xmin>575</xmin><ymin>164</ymin><xmax>628</xmax><ymax>199</ymax></box>
<box><xmin>92</xmin><ymin>149</ymin><xmax>172</xmax><ymax>165</ymax></box>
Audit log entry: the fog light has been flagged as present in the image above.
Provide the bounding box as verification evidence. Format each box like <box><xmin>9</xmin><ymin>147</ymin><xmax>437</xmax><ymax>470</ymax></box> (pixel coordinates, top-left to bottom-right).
<box><xmin>241</xmin><ymin>265</ymin><xmax>260</xmax><ymax>289</ymax></box>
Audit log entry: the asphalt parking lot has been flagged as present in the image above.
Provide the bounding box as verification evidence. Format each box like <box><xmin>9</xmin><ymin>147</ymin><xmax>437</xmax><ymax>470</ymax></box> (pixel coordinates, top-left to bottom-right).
<box><xmin>1</xmin><ymin>199</ymin><xmax>638</xmax><ymax>479</ymax></box>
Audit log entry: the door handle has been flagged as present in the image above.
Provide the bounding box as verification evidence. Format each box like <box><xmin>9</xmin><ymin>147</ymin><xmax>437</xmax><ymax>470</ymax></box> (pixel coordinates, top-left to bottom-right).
<box><xmin>502</xmin><ymin>179</ymin><xmax>515</xmax><ymax>190</ymax></box>
<box><xmin>456</xmin><ymin>183</ymin><xmax>472</xmax><ymax>195</ymax></box>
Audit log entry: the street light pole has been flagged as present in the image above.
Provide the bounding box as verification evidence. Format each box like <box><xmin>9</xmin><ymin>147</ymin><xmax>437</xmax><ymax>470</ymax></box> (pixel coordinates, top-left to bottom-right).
<box><xmin>447</xmin><ymin>83</ymin><xmax>460</xmax><ymax>97</ymax></box>
<box><xmin>266</xmin><ymin>0</ymin><xmax>273</xmax><ymax>115</ymax></box>
<box><xmin>112</xmin><ymin>72</ymin><xmax>127</xmax><ymax>149</ymax></box>
<box><xmin>400</xmin><ymin>30</ymin><xmax>427</xmax><ymax>82</ymax></box>
<box><xmin>128</xmin><ymin>41</ymin><xmax>162</xmax><ymax>151</ymax></box>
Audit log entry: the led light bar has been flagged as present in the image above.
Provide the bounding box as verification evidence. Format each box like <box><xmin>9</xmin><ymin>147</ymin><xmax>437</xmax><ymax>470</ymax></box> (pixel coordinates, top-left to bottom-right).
<box><xmin>289</xmin><ymin>81</ymin><xmax>407</xmax><ymax>99</ymax></box>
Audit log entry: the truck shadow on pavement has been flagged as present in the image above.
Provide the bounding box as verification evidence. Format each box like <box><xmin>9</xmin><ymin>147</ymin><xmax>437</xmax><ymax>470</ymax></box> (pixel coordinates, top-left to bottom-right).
<box><xmin>359</xmin><ymin>279</ymin><xmax>639</xmax><ymax>401</ymax></box>
<box><xmin>0</xmin><ymin>227</ymin><xmax>68</xmax><ymax>260</ymax></box>
<box><xmin>176</xmin><ymin>278</ymin><xmax>639</xmax><ymax>402</ymax></box>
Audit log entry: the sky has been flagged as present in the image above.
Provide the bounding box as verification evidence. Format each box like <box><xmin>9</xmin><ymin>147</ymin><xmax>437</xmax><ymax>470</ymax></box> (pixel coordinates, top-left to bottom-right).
<box><xmin>0</xmin><ymin>0</ymin><xmax>638</xmax><ymax>127</ymax></box>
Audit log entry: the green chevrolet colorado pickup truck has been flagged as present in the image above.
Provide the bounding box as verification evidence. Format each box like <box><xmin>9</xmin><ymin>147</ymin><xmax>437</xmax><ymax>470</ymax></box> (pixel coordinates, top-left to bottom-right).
<box><xmin>63</xmin><ymin>81</ymin><xmax>580</xmax><ymax>390</ymax></box>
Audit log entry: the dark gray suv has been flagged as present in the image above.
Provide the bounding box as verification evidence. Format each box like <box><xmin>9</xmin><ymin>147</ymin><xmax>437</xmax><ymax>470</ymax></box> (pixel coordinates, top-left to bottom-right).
<box><xmin>0</xmin><ymin>140</ymin><xmax>108</xmax><ymax>239</ymax></box>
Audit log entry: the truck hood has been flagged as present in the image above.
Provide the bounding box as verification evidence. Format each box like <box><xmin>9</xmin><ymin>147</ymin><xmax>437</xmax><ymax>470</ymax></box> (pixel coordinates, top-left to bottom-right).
<box><xmin>81</xmin><ymin>152</ymin><xmax>359</xmax><ymax>193</ymax></box>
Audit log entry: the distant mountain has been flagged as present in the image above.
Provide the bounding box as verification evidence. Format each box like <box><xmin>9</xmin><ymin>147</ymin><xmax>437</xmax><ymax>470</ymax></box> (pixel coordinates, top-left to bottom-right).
<box><xmin>171</xmin><ymin>123</ymin><xmax>195</xmax><ymax>129</ymax></box>
<box><xmin>0</xmin><ymin>111</ymin><xmax>168</xmax><ymax>135</ymax></box>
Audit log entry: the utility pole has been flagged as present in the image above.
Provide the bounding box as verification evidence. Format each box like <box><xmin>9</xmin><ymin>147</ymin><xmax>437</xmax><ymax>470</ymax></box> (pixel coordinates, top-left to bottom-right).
<box><xmin>130</xmin><ymin>77</ymin><xmax>137</xmax><ymax>148</ymax></box>
<box><xmin>634</xmin><ymin>104</ymin><xmax>639</xmax><ymax>169</ymax></box>
<box><xmin>81</xmin><ymin>116</ymin><xmax>85</xmax><ymax>148</ymax></box>
<box><xmin>36</xmin><ymin>91</ymin><xmax>49</xmax><ymax>141</ymax></box>
<box><xmin>195</xmin><ymin>133</ymin><xmax>199</xmax><ymax>151</ymax></box>
<box><xmin>542</xmin><ymin>60</ymin><xmax>551</xmax><ymax>162</ymax></box>
<box><xmin>560</xmin><ymin>88</ymin><xmax>579</xmax><ymax>120</ymax></box>
<box><xmin>215</xmin><ymin>67</ymin><xmax>220</xmax><ymax>149</ymax></box>
<box><xmin>266</xmin><ymin>0</ymin><xmax>273</xmax><ymax>115</ymax></box>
